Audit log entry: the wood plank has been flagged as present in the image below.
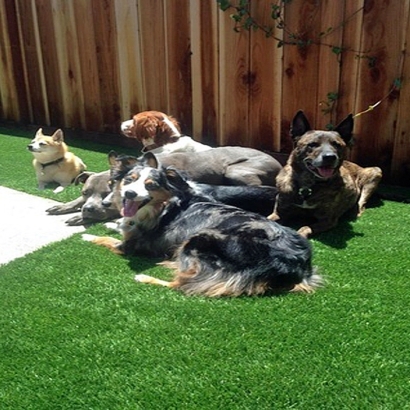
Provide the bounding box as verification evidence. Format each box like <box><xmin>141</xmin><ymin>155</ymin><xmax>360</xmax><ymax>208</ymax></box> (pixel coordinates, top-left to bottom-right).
<box><xmin>190</xmin><ymin>0</ymin><xmax>219</xmax><ymax>144</ymax></box>
<box><xmin>281</xmin><ymin>0</ymin><xmax>321</xmax><ymax>152</ymax></box>
<box><xmin>2</xmin><ymin>0</ymin><xmax>32</xmax><ymax>122</ymax></box>
<box><xmin>391</xmin><ymin>0</ymin><xmax>410</xmax><ymax>185</ymax></box>
<box><xmin>217</xmin><ymin>4</ymin><xmax>250</xmax><ymax>146</ymax></box>
<box><xmin>72</xmin><ymin>0</ymin><xmax>103</xmax><ymax>132</ymax></box>
<box><xmin>114</xmin><ymin>0</ymin><xmax>145</xmax><ymax>122</ymax></box>
<box><xmin>91</xmin><ymin>0</ymin><xmax>121</xmax><ymax>133</ymax></box>
<box><xmin>315</xmin><ymin>0</ymin><xmax>344</xmax><ymax>128</ymax></box>
<box><xmin>353</xmin><ymin>0</ymin><xmax>405</xmax><ymax>173</ymax></box>
<box><xmin>137</xmin><ymin>0</ymin><xmax>167</xmax><ymax>113</ymax></box>
<box><xmin>51</xmin><ymin>0</ymin><xmax>84</xmax><ymax>128</ymax></box>
<box><xmin>164</xmin><ymin>0</ymin><xmax>192</xmax><ymax>133</ymax></box>
<box><xmin>335</xmin><ymin>0</ymin><xmax>365</xmax><ymax>160</ymax></box>
<box><xmin>249</xmin><ymin>0</ymin><xmax>283</xmax><ymax>152</ymax></box>
<box><xmin>15</xmin><ymin>0</ymin><xmax>49</xmax><ymax>125</ymax></box>
<box><xmin>34</xmin><ymin>0</ymin><xmax>64</xmax><ymax>126</ymax></box>
<box><xmin>0</xmin><ymin>0</ymin><xmax>20</xmax><ymax>120</ymax></box>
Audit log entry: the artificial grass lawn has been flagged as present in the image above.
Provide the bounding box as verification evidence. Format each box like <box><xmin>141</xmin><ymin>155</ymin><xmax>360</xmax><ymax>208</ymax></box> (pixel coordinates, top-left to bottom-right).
<box><xmin>1</xmin><ymin>129</ymin><xmax>410</xmax><ymax>409</ymax></box>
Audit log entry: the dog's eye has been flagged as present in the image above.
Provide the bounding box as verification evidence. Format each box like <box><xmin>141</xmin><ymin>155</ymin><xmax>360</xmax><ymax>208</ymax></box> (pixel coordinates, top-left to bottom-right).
<box><xmin>145</xmin><ymin>180</ymin><xmax>159</xmax><ymax>190</ymax></box>
<box><xmin>82</xmin><ymin>189</ymin><xmax>90</xmax><ymax>196</ymax></box>
<box><xmin>39</xmin><ymin>142</ymin><xmax>47</xmax><ymax>146</ymax></box>
<box><xmin>307</xmin><ymin>142</ymin><xmax>320</xmax><ymax>149</ymax></box>
<box><xmin>123</xmin><ymin>175</ymin><xmax>137</xmax><ymax>185</ymax></box>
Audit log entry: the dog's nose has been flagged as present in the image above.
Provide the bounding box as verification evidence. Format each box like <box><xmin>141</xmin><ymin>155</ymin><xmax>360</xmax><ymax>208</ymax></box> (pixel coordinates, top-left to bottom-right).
<box><xmin>27</xmin><ymin>145</ymin><xmax>33</xmax><ymax>151</ymax></box>
<box><xmin>125</xmin><ymin>190</ymin><xmax>137</xmax><ymax>200</ymax></box>
<box><xmin>83</xmin><ymin>204</ymin><xmax>95</xmax><ymax>213</ymax></box>
<box><xmin>321</xmin><ymin>153</ymin><xmax>338</xmax><ymax>166</ymax></box>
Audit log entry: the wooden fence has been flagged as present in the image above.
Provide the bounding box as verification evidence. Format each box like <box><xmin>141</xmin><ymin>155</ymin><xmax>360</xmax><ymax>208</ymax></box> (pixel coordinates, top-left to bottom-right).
<box><xmin>0</xmin><ymin>0</ymin><xmax>409</xmax><ymax>185</ymax></box>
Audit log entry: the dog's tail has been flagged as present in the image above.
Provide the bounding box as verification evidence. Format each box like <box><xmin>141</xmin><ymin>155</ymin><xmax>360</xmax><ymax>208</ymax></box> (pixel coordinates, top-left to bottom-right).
<box><xmin>290</xmin><ymin>269</ymin><xmax>324</xmax><ymax>293</ymax></box>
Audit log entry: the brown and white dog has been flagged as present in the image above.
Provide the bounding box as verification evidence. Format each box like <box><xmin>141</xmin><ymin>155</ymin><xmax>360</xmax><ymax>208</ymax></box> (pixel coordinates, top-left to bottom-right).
<box><xmin>120</xmin><ymin>110</ymin><xmax>212</xmax><ymax>154</ymax></box>
<box><xmin>27</xmin><ymin>128</ymin><xmax>86</xmax><ymax>193</ymax></box>
<box><xmin>268</xmin><ymin>111</ymin><xmax>382</xmax><ymax>237</ymax></box>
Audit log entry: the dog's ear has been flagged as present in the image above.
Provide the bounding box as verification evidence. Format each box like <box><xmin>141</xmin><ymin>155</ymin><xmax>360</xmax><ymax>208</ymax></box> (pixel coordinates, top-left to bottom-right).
<box><xmin>143</xmin><ymin>152</ymin><xmax>159</xmax><ymax>168</ymax></box>
<box><xmin>52</xmin><ymin>129</ymin><xmax>64</xmax><ymax>143</ymax></box>
<box><xmin>74</xmin><ymin>172</ymin><xmax>94</xmax><ymax>186</ymax></box>
<box><xmin>334</xmin><ymin>114</ymin><xmax>354</xmax><ymax>144</ymax></box>
<box><xmin>165</xmin><ymin>167</ymin><xmax>190</xmax><ymax>191</ymax></box>
<box><xmin>108</xmin><ymin>150</ymin><xmax>118</xmax><ymax>166</ymax></box>
<box><xmin>290</xmin><ymin>110</ymin><xmax>312</xmax><ymax>140</ymax></box>
<box><xmin>35</xmin><ymin>128</ymin><xmax>43</xmax><ymax>137</ymax></box>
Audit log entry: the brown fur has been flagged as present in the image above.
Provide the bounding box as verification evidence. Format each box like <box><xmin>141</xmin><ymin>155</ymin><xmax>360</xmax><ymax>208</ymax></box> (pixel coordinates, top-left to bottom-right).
<box><xmin>27</xmin><ymin>128</ymin><xmax>86</xmax><ymax>193</ymax></box>
<box><xmin>122</xmin><ymin>110</ymin><xmax>180</xmax><ymax>147</ymax></box>
<box><xmin>268</xmin><ymin>111</ymin><xmax>382</xmax><ymax>237</ymax></box>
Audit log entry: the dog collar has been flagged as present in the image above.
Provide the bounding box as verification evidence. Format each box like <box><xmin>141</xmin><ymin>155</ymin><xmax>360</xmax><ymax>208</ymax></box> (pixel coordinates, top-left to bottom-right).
<box><xmin>298</xmin><ymin>187</ymin><xmax>312</xmax><ymax>200</ymax></box>
<box><xmin>40</xmin><ymin>157</ymin><xmax>65</xmax><ymax>169</ymax></box>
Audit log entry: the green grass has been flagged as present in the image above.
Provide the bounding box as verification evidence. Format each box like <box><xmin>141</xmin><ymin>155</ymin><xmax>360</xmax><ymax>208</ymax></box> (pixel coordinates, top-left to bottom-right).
<box><xmin>1</xmin><ymin>129</ymin><xmax>410</xmax><ymax>409</ymax></box>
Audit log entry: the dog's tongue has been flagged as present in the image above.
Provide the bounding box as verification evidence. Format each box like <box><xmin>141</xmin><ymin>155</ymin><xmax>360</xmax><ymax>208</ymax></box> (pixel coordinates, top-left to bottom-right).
<box><xmin>317</xmin><ymin>167</ymin><xmax>335</xmax><ymax>179</ymax></box>
<box><xmin>122</xmin><ymin>199</ymin><xmax>139</xmax><ymax>217</ymax></box>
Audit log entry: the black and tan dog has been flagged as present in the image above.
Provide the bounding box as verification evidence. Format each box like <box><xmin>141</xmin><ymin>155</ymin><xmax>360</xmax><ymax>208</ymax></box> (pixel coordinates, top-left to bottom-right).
<box><xmin>83</xmin><ymin>154</ymin><xmax>321</xmax><ymax>297</ymax></box>
<box><xmin>268</xmin><ymin>111</ymin><xmax>382</xmax><ymax>237</ymax></box>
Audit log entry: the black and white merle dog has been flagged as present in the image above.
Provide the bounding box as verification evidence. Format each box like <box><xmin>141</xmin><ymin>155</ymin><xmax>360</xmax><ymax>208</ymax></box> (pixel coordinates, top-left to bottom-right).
<box><xmin>83</xmin><ymin>153</ymin><xmax>322</xmax><ymax>297</ymax></box>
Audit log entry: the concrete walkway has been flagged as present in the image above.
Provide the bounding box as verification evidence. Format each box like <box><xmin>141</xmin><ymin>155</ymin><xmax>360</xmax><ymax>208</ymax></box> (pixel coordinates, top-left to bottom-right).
<box><xmin>0</xmin><ymin>186</ymin><xmax>85</xmax><ymax>266</ymax></box>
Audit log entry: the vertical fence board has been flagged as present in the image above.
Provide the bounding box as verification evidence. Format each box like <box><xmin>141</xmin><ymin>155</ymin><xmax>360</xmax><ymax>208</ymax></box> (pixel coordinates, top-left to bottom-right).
<box><xmin>353</xmin><ymin>0</ymin><xmax>404</xmax><ymax>172</ymax></box>
<box><xmin>35</xmin><ymin>0</ymin><xmax>65</xmax><ymax>126</ymax></box>
<box><xmin>114</xmin><ymin>0</ymin><xmax>144</xmax><ymax>121</ymax></box>
<box><xmin>51</xmin><ymin>0</ymin><xmax>84</xmax><ymax>128</ymax></box>
<box><xmin>281</xmin><ymin>0</ymin><xmax>321</xmax><ymax>151</ymax></box>
<box><xmin>190</xmin><ymin>0</ymin><xmax>219</xmax><ymax>144</ymax></box>
<box><xmin>91</xmin><ymin>0</ymin><xmax>121</xmax><ymax>133</ymax></box>
<box><xmin>218</xmin><ymin>7</ymin><xmax>249</xmax><ymax>146</ymax></box>
<box><xmin>72</xmin><ymin>0</ymin><xmax>103</xmax><ymax>132</ymax></box>
<box><xmin>337</xmin><ymin>1</ymin><xmax>364</xmax><ymax>124</ymax></box>
<box><xmin>164</xmin><ymin>0</ymin><xmax>192</xmax><ymax>133</ymax></box>
<box><xmin>137</xmin><ymin>0</ymin><xmax>167</xmax><ymax>113</ymax></box>
<box><xmin>0</xmin><ymin>0</ymin><xmax>19</xmax><ymax>120</ymax></box>
<box><xmin>392</xmin><ymin>0</ymin><xmax>410</xmax><ymax>184</ymax></box>
<box><xmin>249</xmin><ymin>1</ymin><xmax>283</xmax><ymax>152</ymax></box>
<box><xmin>315</xmin><ymin>0</ymin><xmax>344</xmax><ymax>127</ymax></box>
<box><xmin>15</xmin><ymin>0</ymin><xmax>49</xmax><ymax>125</ymax></box>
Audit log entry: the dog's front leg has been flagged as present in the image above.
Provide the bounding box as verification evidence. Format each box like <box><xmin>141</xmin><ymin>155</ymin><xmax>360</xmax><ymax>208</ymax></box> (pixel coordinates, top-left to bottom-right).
<box><xmin>298</xmin><ymin>217</ymin><xmax>339</xmax><ymax>237</ymax></box>
<box><xmin>82</xmin><ymin>234</ymin><xmax>124</xmax><ymax>255</ymax></box>
<box><xmin>46</xmin><ymin>197</ymin><xmax>85</xmax><ymax>215</ymax></box>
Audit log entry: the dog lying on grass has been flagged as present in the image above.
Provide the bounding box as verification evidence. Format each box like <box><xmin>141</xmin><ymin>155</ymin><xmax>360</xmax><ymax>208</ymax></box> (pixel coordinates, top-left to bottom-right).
<box><xmin>27</xmin><ymin>128</ymin><xmax>86</xmax><ymax>193</ymax></box>
<box><xmin>46</xmin><ymin>171</ymin><xmax>120</xmax><ymax>225</ymax></box>
<box><xmin>121</xmin><ymin>110</ymin><xmax>212</xmax><ymax>154</ymax></box>
<box><xmin>268</xmin><ymin>111</ymin><xmax>382</xmax><ymax>237</ymax></box>
<box><xmin>83</xmin><ymin>154</ymin><xmax>321</xmax><ymax>297</ymax></box>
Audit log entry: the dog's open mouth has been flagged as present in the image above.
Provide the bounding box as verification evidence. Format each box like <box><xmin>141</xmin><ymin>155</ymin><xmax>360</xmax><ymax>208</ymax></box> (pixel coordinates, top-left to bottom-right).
<box><xmin>122</xmin><ymin>199</ymin><xmax>140</xmax><ymax>217</ymax></box>
<box><xmin>305</xmin><ymin>163</ymin><xmax>336</xmax><ymax>179</ymax></box>
<box><xmin>122</xmin><ymin>198</ymin><xmax>150</xmax><ymax>217</ymax></box>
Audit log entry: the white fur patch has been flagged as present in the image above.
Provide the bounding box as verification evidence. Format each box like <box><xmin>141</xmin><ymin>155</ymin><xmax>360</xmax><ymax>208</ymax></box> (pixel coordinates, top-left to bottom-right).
<box><xmin>82</xmin><ymin>234</ymin><xmax>98</xmax><ymax>242</ymax></box>
<box><xmin>121</xmin><ymin>167</ymin><xmax>152</xmax><ymax>200</ymax></box>
<box><xmin>121</xmin><ymin>119</ymin><xmax>133</xmax><ymax>133</ymax></box>
<box><xmin>162</xmin><ymin>116</ymin><xmax>181</xmax><ymax>136</ymax></box>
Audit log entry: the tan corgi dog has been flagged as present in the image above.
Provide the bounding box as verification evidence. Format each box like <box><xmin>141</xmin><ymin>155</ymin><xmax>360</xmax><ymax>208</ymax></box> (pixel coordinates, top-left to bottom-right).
<box><xmin>28</xmin><ymin>128</ymin><xmax>87</xmax><ymax>193</ymax></box>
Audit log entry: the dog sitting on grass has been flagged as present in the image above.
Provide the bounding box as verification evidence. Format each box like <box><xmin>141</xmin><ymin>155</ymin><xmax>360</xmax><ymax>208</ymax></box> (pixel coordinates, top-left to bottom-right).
<box><xmin>268</xmin><ymin>111</ymin><xmax>382</xmax><ymax>237</ymax></box>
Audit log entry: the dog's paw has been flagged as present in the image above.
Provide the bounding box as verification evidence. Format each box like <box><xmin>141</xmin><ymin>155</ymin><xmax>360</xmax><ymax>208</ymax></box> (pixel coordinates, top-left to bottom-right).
<box><xmin>53</xmin><ymin>186</ymin><xmax>65</xmax><ymax>194</ymax></box>
<box><xmin>82</xmin><ymin>234</ymin><xmax>98</xmax><ymax>242</ymax></box>
<box><xmin>65</xmin><ymin>215</ymin><xmax>85</xmax><ymax>226</ymax></box>
<box><xmin>134</xmin><ymin>274</ymin><xmax>153</xmax><ymax>283</ymax></box>
<box><xmin>297</xmin><ymin>226</ymin><xmax>312</xmax><ymax>238</ymax></box>
<box><xmin>46</xmin><ymin>205</ymin><xmax>62</xmax><ymax>214</ymax></box>
<box><xmin>267</xmin><ymin>212</ymin><xmax>280</xmax><ymax>221</ymax></box>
